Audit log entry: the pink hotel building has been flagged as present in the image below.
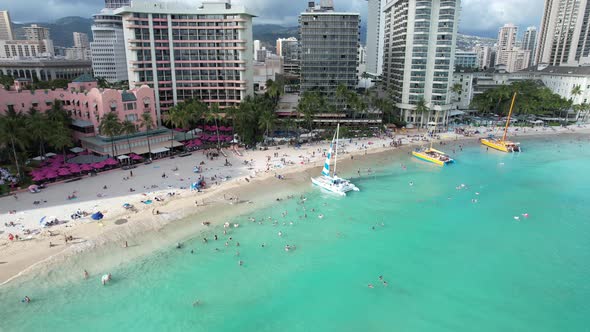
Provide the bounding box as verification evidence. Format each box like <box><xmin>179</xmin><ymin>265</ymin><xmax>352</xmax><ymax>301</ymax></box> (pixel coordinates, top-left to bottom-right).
<box><xmin>0</xmin><ymin>75</ymin><xmax>164</xmax><ymax>155</ymax></box>
<box><xmin>115</xmin><ymin>0</ymin><xmax>255</xmax><ymax>123</ymax></box>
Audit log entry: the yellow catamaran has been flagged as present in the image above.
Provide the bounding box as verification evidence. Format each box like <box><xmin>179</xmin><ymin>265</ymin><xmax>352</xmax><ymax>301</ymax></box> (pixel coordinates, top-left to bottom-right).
<box><xmin>480</xmin><ymin>92</ymin><xmax>521</xmax><ymax>153</ymax></box>
<box><xmin>412</xmin><ymin>112</ymin><xmax>455</xmax><ymax>166</ymax></box>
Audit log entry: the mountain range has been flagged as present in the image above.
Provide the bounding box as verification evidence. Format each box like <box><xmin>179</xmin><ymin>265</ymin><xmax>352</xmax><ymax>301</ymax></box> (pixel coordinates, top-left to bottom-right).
<box><xmin>12</xmin><ymin>16</ymin><xmax>495</xmax><ymax>51</ymax></box>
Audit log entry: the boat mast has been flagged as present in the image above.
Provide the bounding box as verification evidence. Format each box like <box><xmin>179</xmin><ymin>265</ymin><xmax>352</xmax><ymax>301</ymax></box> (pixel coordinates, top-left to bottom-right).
<box><xmin>334</xmin><ymin>123</ymin><xmax>339</xmax><ymax>177</ymax></box>
<box><xmin>502</xmin><ymin>92</ymin><xmax>517</xmax><ymax>141</ymax></box>
<box><xmin>430</xmin><ymin>111</ymin><xmax>439</xmax><ymax>149</ymax></box>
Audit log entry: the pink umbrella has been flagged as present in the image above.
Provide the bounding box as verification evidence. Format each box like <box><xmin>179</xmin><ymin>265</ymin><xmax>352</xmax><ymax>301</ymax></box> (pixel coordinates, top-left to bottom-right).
<box><xmin>204</xmin><ymin>125</ymin><xmax>212</xmax><ymax>131</ymax></box>
<box><xmin>210</xmin><ymin>125</ymin><xmax>218</xmax><ymax>131</ymax></box>
<box><xmin>218</xmin><ymin>126</ymin><xmax>227</xmax><ymax>132</ymax></box>
<box><xmin>226</xmin><ymin>126</ymin><xmax>233</xmax><ymax>132</ymax></box>
<box><xmin>45</xmin><ymin>172</ymin><xmax>58</xmax><ymax>179</ymax></box>
<box><xmin>58</xmin><ymin>168</ymin><xmax>71</xmax><ymax>176</ymax></box>
<box><xmin>93</xmin><ymin>162</ymin><xmax>106</xmax><ymax>169</ymax></box>
<box><xmin>130</xmin><ymin>154</ymin><xmax>143</xmax><ymax>161</ymax></box>
<box><xmin>80</xmin><ymin>164</ymin><xmax>93</xmax><ymax>171</ymax></box>
<box><xmin>224</xmin><ymin>136</ymin><xmax>233</xmax><ymax>142</ymax></box>
<box><xmin>32</xmin><ymin>174</ymin><xmax>46</xmax><ymax>181</ymax></box>
<box><xmin>194</xmin><ymin>139</ymin><xmax>203</xmax><ymax>146</ymax></box>
<box><xmin>104</xmin><ymin>158</ymin><xmax>118</xmax><ymax>166</ymax></box>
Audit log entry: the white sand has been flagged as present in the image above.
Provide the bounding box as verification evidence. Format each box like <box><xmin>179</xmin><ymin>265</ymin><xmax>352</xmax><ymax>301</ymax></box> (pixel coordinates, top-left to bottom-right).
<box><xmin>0</xmin><ymin>124</ymin><xmax>588</xmax><ymax>284</ymax></box>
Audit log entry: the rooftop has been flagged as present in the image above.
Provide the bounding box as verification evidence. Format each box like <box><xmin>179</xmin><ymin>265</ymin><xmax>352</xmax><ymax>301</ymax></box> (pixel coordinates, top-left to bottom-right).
<box><xmin>121</xmin><ymin>91</ymin><xmax>137</xmax><ymax>102</ymax></box>
<box><xmin>72</xmin><ymin>74</ymin><xmax>96</xmax><ymax>83</ymax></box>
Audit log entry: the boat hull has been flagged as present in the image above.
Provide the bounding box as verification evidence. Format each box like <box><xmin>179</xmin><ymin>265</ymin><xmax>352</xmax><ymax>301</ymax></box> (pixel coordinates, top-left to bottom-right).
<box><xmin>480</xmin><ymin>138</ymin><xmax>520</xmax><ymax>153</ymax></box>
<box><xmin>311</xmin><ymin>176</ymin><xmax>359</xmax><ymax>196</ymax></box>
<box><xmin>412</xmin><ymin>148</ymin><xmax>454</xmax><ymax>166</ymax></box>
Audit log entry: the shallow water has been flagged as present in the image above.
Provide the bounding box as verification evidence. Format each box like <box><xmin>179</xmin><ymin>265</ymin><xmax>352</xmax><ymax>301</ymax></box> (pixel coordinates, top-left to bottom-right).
<box><xmin>1</xmin><ymin>135</ymin><xmax>590</xmax><ymax>332</ymax></box>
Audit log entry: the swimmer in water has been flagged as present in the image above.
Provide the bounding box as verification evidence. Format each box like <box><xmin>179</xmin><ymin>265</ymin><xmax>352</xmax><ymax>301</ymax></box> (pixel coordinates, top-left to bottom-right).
<box><xmin>409</xmin><ymin>181</ymin><xmax>414</xmax><ymax>186</ymax></box>
<box><xmin>238</xmin><ymin>260</ymin><xmax>243</xmax><ymax>266</ymax></box>
<box><xmin>278</xmin><ymin>231</ymin><xmax>283</xmax><ymax>237</ymax></box>
<box><xmin>193</xmin><ymin>299</ymin><xmax>201</xmax><ymax>306</ymax></box>
<box><xmin>23</xmin><ymin>296</ymin><xmax>31</xmax><ymax>303</ymax></box>
<box><xmin>84</xmin><ymin>270</ymin><xmax>89</xmax><ymax>279</ymax></box>
<box><xmin>368</xmin><ymin>284</ymin><xmax>374</xmax><ymax>289</ymax></box>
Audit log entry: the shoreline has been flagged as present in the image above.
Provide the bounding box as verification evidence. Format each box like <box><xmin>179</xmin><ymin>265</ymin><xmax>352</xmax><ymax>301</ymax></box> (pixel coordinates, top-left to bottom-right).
<box><xmin>1</xmin><ymin>124</ymin><xmax>589</xmax><ymax>286</ymax></box>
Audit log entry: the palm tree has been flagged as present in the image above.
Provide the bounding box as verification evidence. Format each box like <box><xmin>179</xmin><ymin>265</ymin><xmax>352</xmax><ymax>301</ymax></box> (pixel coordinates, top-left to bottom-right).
<box><xmin>26</xmin><ymin>108</ymin><xmax>52</xmax><ymax>159</ymax></box>
<box><xmin>266</xmin><ymin>79</ymin><xmax>281</xmax><ymax>103</ymax></box>
<box><xmin>47</xmin><ymin>99</ymin><xmax>71</xmax><ymax>127</ymax></box>
<box><xmin>48</xmin><ymin>124</ymin><xmax>73</xmax><ymax>161</ymax></box>
<box><xmin>140</xmin><ymin>112</ymin><xmax>154</xmax><ymax>160</ymax></box>
<box><xmin>414</xmin><ymin>98</ymin><xmax>430</xmax><ymax>128</ymax></box>
<box><xmin>121</xmin><ymin>120</ymin><xmax>137</xmax><ymax>155</ymax></box>
<box><xmin>451</xmin><ymin>83</ymin><xmax>462</xmax><ymax>102</ymax></box>
<box><xmin>570</xmin><ymin>85</ymin><xmax>583</xmax><ymax>123</ymax></box>
<box><xmin>98</xmin><ymin>112</ymin><xmax>122</xmax><ymax>157</ymax></box>
<box><xmin>0</xmin><ymin>110</ymin><xmax>28</xmax><ymax>179</ymax></box>
<box><xmin>259</xmin><ymin>109</ymin><xmax>277</xmax><ymax>138</ymax></box>
<box><xmin>206</xmin><ymin>103</ymin><xmax>222</xmax><ymax>149</ymax></box>
<box><xmin>167</xmin><ymin>102</ymin><xmax>186</xmax><ymax>151</ymax></box>
<box><xmin>297</xmin><ymin>91</ymin><xmax>324</xmax><ymax>132</ymax></box>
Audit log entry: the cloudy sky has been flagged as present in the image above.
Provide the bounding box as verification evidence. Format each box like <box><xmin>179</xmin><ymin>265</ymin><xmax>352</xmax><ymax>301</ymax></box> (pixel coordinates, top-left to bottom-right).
<box><xmin>4</xmin><ymin>0</ymin><xmax>544</xmax><ymax>37</ymax></box>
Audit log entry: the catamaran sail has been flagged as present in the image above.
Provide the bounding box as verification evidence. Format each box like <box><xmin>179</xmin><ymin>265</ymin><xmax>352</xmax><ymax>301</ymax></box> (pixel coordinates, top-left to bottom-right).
<box><xmin>311</xmin><ymin>124</ymin><xmax>359</xmax><ymax>195</ymax></box>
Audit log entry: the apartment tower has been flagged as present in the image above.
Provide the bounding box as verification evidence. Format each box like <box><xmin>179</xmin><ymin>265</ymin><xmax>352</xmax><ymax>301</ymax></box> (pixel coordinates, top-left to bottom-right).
<box><xmin>366</xmin><ymin>0</ymin><xmax>386</xmax><ymax>76</ymax></box>
<box><xmin>537</xmin><ymin>0</ymin><xmax>590</xmax><ymax>65</ymax></box>
<box><xmin>522</xmin><ymin>26</ymin><xmax>537</xmax><ymax>66</ymax></box>
<box><xmin>91</xmin><ymin>0</ymin><xmax>129</xmax><ymax>83</ymax></box>
<box><xmin>382</xmin><ymin>0</ymin><xmax>461</xmax><ymax>127</ymax></box>
<box><xmin>0</xmin><ymin>10</ymin><xmax>14</xmax><ymax>40</ymax></box>
<box><xmin>299</xmin><ymin>1</ymin><xmax>360</xmax><ymax>106</ymax></box>
<box><xmin>115</xmin><ymin>0</ymin><xmax>254</xmax><ymax>122</ymax></box>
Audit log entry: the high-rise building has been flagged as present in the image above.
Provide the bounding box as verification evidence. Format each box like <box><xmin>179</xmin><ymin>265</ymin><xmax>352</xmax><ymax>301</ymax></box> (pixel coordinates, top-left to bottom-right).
<box><xmin>277</xmin><ymin>37</ymin><xmax>300</xmax><ymax>76</ymax></box>
<box><xmin>90</xmin><ymin>7</ymin><xmax>128</xmax><ymax>83</ymax></box>
<box><xmin>299</xmin><ymin>1</ymin><xmax>360</xmax><ymax>106</ymax></box>
<box><xmin>24</xmin><ymin>24</ymin><xmax>50</xmax><ymax>41</ymax></box>
<box><xmin>104</xmin><ymin>0</ymin><xmax>131</xmax><ymax>9</ymax></box>
<box><xmin>21</xmin><ymin>24</ymin><xmax>53</xmax><ymax>55</ymax></box>
<box><xmin>474</xmin><ymin>44</ymin><xmax>493</xmax><ymax>69</ymax></box>
<box><xmin>115</xmin><ymin>0</ymin><xmax>254</xmax><ymax>122</ymax></box>
<box><xmin>382</xmin><ymin>0</ymin><xmax>461</xmax><ymax>127</ymax></box>
<box><xmin>495</xmin><ymin>23</ymin><xmax>518</xmax><ymax>66</ymax></box>
<box><xmin>253</xmin><ymin>40</ymin><xmax>261</xmax><ymax>61</ymax></box>
<box><xmin>454</xmin><ymin>51</ymin><xmax>478</xmax><ymax>69</ymax></box>
<box><xmin>365</xmin><ymin>0</ymin><xmax>386</xmax><ymax>76</ymax></box>
<box><xmin>73</xmin><ymin>32</ymin><xmax>90</xmax><ymax>48</ymax></box>
<box><xmin>522</xmin><ymin>26</ymin><xmax>537</xmax><ymax>66</ymax></box>
<box><xmin>537</xmin><ymin>0</ymin><xmax>590</xmax><ymax>66</ymax></box>
<box><xmin>0</xmin><ymin>10</ymin><xmax>15</xmax><ymax>40</ymax></box>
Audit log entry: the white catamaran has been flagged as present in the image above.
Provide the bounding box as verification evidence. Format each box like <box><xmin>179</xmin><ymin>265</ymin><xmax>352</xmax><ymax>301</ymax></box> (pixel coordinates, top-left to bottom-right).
<box><xmin>311</xmin><ymin>124</ymin><xmax>359</xmax><ymax>196</ymax></box>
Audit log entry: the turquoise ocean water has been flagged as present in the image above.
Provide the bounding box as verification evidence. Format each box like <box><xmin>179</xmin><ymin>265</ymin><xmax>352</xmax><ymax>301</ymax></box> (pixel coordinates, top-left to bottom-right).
<box><xmin>1</xmin><ymin>135</ymin><xmax>589</xmax><ymax>332</ymax></box>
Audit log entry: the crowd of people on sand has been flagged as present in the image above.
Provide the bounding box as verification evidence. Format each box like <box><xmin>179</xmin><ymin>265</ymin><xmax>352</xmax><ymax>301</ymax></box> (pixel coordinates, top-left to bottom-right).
<box><xmin>9</xmin><ymin>126</ymin><xmax>589</xmax><ymax>305</ymax></box>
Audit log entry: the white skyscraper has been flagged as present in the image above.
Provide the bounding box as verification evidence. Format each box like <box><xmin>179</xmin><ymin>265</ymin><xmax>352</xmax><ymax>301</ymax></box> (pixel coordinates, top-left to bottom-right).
<box><xmin>365</xmin><ymin>0</ymin><xmax>386</xmax><ymax>76</ymax></box>
<box><xmin>253</xmin><ymin>40</ymin><xmax>261</xmax><ymax>61</ymax></box>
<box><xmin>382</xmin><ymin>0</ymin><xmax>461</xmax><ymax>128</ymax></box>
<box><xmin>537</xmin><ymin>0</ymin><xmax>590</xmax><ymax>65</ymax></box>
<box><xmin>495</xmin><ymin>23</ymin><xmax>518</xmax><ymax>66</ymax></box>
<box><xmin>0</xmin><ymin>10</ymin><xmax>15</xmax><ymax>40</ymax></box>
<box><xmin>73</xmin><ymin>32</ymin><xmax>90</xmax><ymax>48</ymax></box>
<box><xmin>90</xmin><ymin>4</ymin><xmax>128</xmax><ymax>83</ymax></box>
<box><xmin>522</xmin><ymin>26</ymin><xmax>537</xmax><ymax>66</ymax></box>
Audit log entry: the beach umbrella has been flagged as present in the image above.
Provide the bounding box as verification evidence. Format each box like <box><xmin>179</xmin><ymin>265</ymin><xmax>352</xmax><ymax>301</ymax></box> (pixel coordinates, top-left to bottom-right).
<box><xmin>130</xmin><ymin>154</ymin><xmax>143</xmax><ymax>161</ymax></box>
<box><xmin>226</xmin><ymin>126</ymin><xmax>233</xmax><ymax>132</ymax></box>
<box><xmin>225</xmin><ymin>136</ymin><xmax>233</xmax><ymax>142</ymax></box>
<box><xmin>39</xmin><ymin>216</ymin><xmax>57</xmax><ymax>226</ymax></box>
<box><xmin>204</xmin><ymin>125</ymin><xmax>212</xmax><ymax>131</ymax></box>
<box><xmin>194</xmin><ymin>139</ymin><xmax>203</xmax><ymax>146</ymax></box>
<box><xmin>80</xmin><ymin>164</ymin><xmax>93</xmax><ymax>171</ymax></box>
<box><xmin>92</xmin><ymin>162</ymin><xmax>106</xmax><ymax>169</ymax></box>
<box><xmin>91</xmin><ymin>212</ymin><xmax>104</xmax><ymax>221</ymax></box>
<box><xmin>57</xmin><ymin>168</ymin><xmax>71</xmax><ymax>176</ymax></box>
<box><xmin>32</xmin><ymin>175</ymin><xmax>45</xmax><ymax>181</ymax></box>
<box><xmin>104</xmin><ymin>158</ymin><xmax>118</xmax><ymax>166</ymax></box>
<box><xmin>45</xmin><ymin>172</ymin><xmax>58</xmax><ymax>179</ymax></box>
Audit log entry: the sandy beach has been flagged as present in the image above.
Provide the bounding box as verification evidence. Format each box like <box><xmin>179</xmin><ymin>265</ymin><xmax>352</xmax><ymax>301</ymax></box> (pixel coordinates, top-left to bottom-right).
<box><xmin>1</xmin><ymin>124</ymin><xmax>589</xmax><ymax>285</ymax></box>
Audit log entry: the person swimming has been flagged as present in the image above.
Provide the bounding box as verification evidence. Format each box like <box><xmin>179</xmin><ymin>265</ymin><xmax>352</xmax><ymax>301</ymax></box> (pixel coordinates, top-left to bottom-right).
<box><xmin>22</xmin><ymin>296</ymin><xmax>31</xmax><ymax>303</ymax></box>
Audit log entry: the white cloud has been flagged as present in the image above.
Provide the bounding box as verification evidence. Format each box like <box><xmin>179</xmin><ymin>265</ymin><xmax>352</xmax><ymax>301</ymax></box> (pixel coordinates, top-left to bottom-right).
<box><xmin>3</xmin><ymin>0</ymin><xmax>544</xmax><ymax>37</ymax></box>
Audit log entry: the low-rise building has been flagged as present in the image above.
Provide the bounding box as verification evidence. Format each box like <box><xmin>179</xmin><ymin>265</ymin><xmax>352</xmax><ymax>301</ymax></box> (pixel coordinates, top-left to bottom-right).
<box><xmin>0</xmin><ymin>75</ymin><xmax>170</xmax><ymax>155</ymax></box>
<box><xmin>454</xmin><ymin>51</ymin><xmax>478</xmax><ymax>69</ymax></box>
<box><xmin>452</xmin><ymin>64</ymin><xmax>590</xmax><ymax>122</ymax></box>
<box><xmin>0</xmin><ymin>58</ymin><xmax>92</xmax><ymax>81</ymax></box>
